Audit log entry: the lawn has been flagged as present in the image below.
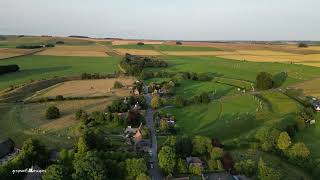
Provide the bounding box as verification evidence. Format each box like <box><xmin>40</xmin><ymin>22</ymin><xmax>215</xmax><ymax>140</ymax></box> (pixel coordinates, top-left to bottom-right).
<box><xmin>0</xmin><ymin>55</ymin><xmax>120</xmax><ymax>90</ymax></box>
<box><xmin>148</xmin><ymin>56</ymin><xmax>320</xmax><ymax>85</ymax></box>
<box><xmin>112</xmin><ymin>44</ymin><xmax>220</xmax><ymax>51</ymax></box>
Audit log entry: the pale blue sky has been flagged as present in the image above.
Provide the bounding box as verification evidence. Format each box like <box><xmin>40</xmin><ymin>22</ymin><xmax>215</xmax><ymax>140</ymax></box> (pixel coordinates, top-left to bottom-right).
<box><xmin>0</xmin><ymin>0</ymin><xmax>319</xmax><ymax>40</ymax></box>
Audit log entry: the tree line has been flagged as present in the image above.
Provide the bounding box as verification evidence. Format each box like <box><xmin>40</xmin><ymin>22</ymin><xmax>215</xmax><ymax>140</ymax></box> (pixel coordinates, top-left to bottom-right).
<box><xmin>0</xmin><ymin>64</ymin><xmax>19</xmax><ymax>75</ymax></box>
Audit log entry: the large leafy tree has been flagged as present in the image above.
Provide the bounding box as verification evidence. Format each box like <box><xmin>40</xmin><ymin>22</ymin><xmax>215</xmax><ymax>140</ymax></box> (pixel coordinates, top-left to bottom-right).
<box><xmin>256</xmin><ymin>72</ymin><xmax>274</xmax><ymax>90</ymax></box>
<box><xmin>210</xmin><ymin>147</ymin><xmax>223</xmax><ymax>160</ymax></box>
<box><xmin>73</xmin><ymin>151</ymin><xmax>107</xmax><ymax>180</ymax></box>
<box><xmin>258</xmin><ymin>158</ymin><xmax>282</xmax><ymax>180</ymax></box>
<box><xmin>125</xmin><ymin>158</ymin><xmax>147</xmax><ymax>179</ymax></box>
<box><xmin>277</xmin><ymin>132</ymin><xmax>291</xmax><ymax>151</ymax></box>
<box><xmin>192</xmin><ymin>136</ymin><xmax>212</xmax><ymax>155</ymax></box>
<box><xmin>43</xmin><ymin>164</ymin><xmax>70</xmax><ymax>180</ymax></box>
<box><xmin>288</xmin><ymin>142</ymin><xmax>310</xmax><ymax>159</ymax></box>
<box><xmin>158</xmin><ymin>146</ymin><xmax>176</xmax><ymax>175</ymax></box>
<box><xmin>151</xmin><ymin>95</ymin><xmax>162</xmax><ymax>109</ymax></box>
<box><xmin>176</xmin><ymin>158</ymin><xmax>188</xmax><ymax>174</ymax></box>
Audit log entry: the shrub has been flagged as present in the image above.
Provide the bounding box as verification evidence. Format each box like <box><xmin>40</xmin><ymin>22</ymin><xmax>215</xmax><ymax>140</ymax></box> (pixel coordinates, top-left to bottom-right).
<box><xmin>176</xmin><ymin>41</ymin><xmax>182</xmax><ymax>45</ymax></box>
<box><xmin>113</xmin><ymin>81</ymin><xmax>124</xmax><ymax>89</ymax></box>
<box><xmin>46</xmin><ymin>106</ymin><xmax>60</xmax><ymax>119</ymax></box>
<box><xmin>256</xmin><ymin>72</ymin><xmax>274</xmax><ymax>90</ymax></box>
<box><xmin>137</xmin><ymin>42</ymin><xmax>145</xmax><ymax>45</ymax></box>
<box><xmin>55</xmin><ymin>95</ymin><xmax>64</xmax><ymax>101</ymax></box>
<box><xmin>56</xmin><ymin>41</ymin><xmax>65</xmax><ymax>45</ymax></box>
<box><xmin>75</xmin><ymin>109</ymin><xmax>87</xmax><ymax>120</ymax></box>
<box><xmin>0</xmin><ymin>65</ymin><xmax>20</xmax><ymax>75</ymax></box>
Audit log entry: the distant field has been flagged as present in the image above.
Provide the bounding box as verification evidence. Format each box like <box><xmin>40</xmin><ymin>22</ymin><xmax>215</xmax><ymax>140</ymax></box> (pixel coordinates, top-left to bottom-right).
<box><xmin>147</xmin><ymin>56</ymin><xmax>320</xmax><ymax>85</ymax></box>
<box><xmin>36</xmin><ymin>45</ymin><xmax>109</xmax><ymax>57</ymax></box>
<box><xmin>0</xmin><ymin>98</ymin><xmax>114</xmax><ymax>149</ymax></box>
<box><xmin>0</xmin><ymin>36</ymin><xmax>54</xmax><ymax>48</ymax></box>
<box><xmin>113</xmin><ymin>44</ymin><xmax>220</xmax><ymax>51</ymax></box>
<box><xmin>0</xmin><ymin>48</ymin><xmax>38</xmax><ymax>59</ymax></box>
<box><xmin>31</xmin><ymin>77</ymin><xmax>135</xmax><ymax>99</ymax></box>
<box><xmin>115</xmin><ymin>48</ymin><xmax>162</xmax><ymax>56</ymax></box>
<box><xmin>0</xmin><ymin>55</ymin><xmax>120</xmax><ymax>90</ymax></box>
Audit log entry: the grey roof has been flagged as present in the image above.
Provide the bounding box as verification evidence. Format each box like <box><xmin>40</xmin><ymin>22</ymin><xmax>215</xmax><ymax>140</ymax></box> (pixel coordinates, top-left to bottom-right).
<box><xmin>0</xmin><ymin>138</ymin><xmax>15</xmax><ymax>159</ymax></box>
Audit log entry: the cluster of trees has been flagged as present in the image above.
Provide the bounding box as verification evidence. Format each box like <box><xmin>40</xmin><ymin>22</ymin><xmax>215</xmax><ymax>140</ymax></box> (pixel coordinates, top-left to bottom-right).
<box><xmin>157</xmin><ymin>135</ymin><xmax>234</xmax><ymax>176</ymax></box>
<box><xmin>16</xmin><ymin>44</ymin><xmax>55</xmax><ymax>49</ymax></box>
<box><xmin>0</xmin><ymin>64</ymin><xmax>19</xmax><ymax>75</ymax></box>
<box><xmin>255</xmin><ymin>72</ymin><xmax>287</xmax><ymax>90</ymax></box>
<box><xmin>254</xmin><ymin>126</ymin><xmax>311</xmax><ymax>168</ymax></box>
<box><xmin>298</xmin><ymin>42</ymin><xmax>308</xmax><ymax>48</ymax></box>
<box><xmin>174</xmin><ymin>92</ymin><xmax>211</xmax><ymax>107</ymax></box>
<box><xmin>148</xmin><ymin>80</ymin><xmax>176</xmax><ymax>96</ymax></box>
<box><xmin>55</xmin><ymin>41</ymin><xmax>65</xmax><ymax>45</ymax></box>
<box><xmin>137</xmin><ymin>42</ymin><xmax>145</xmax><ymax>45</ymax></box>
<box><xmin>0</xmin><ymin>139</ymin><xmax>48</xmax><ymax>179</ymax></box>
<box><xmin>81</xmin><ymin>72</ymin><xmax>119</xmax><ymax>80</ymax></box>
<box><xmin>107</xmin><ymin>96</ymin><xmax>147</xmax><ymax>113</ymax></box>
<box><xmin>120</xmin><ymin>54</ymin><xmax>168</xmax><ymax>76</ymax></box>
<box><xmin>178</xmin><ymin>72</ymin><xmax>213</xmax><ymax>81</ymax></box>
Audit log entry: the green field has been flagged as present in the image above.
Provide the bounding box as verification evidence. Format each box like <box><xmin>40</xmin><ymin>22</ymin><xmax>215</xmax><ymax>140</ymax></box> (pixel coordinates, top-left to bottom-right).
<box><xmin>174</xmin><ymin>80</ymin><xmax>237</xmax><ymax>98</ymax></box>
<box><xmin>148</xmin><ymin>56</ymin><xmax>320</xmax><ymax>84</ymax></box>
<box><xmin>0</xmin><ymin>55</ymin><xmax>120</xmax><ymax>90</ymax></box>
<box><xmin>164</xmin><ymin>95</ymin><xmax>260</xmax><ymax>140</ymax></box>
<box><xmin>113</xmin><ymin>44</ymin><xmax>220</xmax><ymax>51</ymax></box>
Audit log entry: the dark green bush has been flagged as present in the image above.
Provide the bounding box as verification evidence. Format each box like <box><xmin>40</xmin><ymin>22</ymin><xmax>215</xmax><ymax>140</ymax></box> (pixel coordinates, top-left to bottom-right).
<box><xmin>46</xmin><ymin>106</ymin><xmax>60</xmax><ymax>119</ymax></box>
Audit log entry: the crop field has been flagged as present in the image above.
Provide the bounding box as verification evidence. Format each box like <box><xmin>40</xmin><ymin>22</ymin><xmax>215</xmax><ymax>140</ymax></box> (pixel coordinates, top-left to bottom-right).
<box><xmin>0</xmin><ymin>98</ymin><xmax>115</xmax><ymax>149</ymax></box>
<box><xmin>35</xmin><ymin>45</ymin><xmax>109</xmax><ymax>57</ymax></box>
<box><xmin>292</xmin><ymin>78</ymin><xmax>320</xmax><ymax>98</ymax></box>
<box><xmin>111</xmin><ymin>40</ymin><xmax>164</xmax><ymax>45</ymax></box>
<box><xmin>0</xmin><ymin>48</ymin><xmax>38</xmax><ymax>59</ymax></box>
<box><xmin>0</xmin><ymin>36</ymin><xmax>54</xmax><ymax>48</ymax></box>
<box><xmin>114</xmin><ymin>48</ymin><xmax>162</xmax><ymax>56</ymax></box>
<box><xmin>0</xmin><ymin>55</ymin><xmax>120</xmax><ymax>90</ymax></box>
<box><xmin>31</xmin><ymin>77</ymin><xmax>135</xmax><ymax>99</ymax></box>
<box><xmin>113</xmin><ymin>44</ymin><xmax>220</xmax><ymax>51</ymax></box>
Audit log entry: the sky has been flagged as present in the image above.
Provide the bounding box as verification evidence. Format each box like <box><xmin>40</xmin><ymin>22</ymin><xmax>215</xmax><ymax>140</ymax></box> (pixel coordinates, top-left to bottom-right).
<box><xmin>0</xmin><ymin>0</ymin><xmax>319</xmax><ymax>41</ymax></box>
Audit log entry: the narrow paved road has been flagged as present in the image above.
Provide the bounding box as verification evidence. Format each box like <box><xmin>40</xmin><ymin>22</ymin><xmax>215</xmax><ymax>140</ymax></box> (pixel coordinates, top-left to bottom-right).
<box><xmin>144</xmin><ymin>86</ymin><xmax>164</xmax><ymax>180</ymax></box>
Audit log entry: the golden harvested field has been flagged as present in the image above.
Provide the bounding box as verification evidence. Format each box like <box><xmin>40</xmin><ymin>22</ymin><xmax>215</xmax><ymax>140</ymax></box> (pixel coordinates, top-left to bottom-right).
<box><xmin>292</xmin><ymin>78</ymin><xmax>320</xmax><ymax>98</ymax></box>
<box><xmin>236</xmin><ymin>50</ymin><xmax>297</xmax><ymax>56</ymax></box>
<box><xmin>0</xmin><ymin>48</ymin><xmax>36</xmax><ymax>59</ymax></box>
<box><xmin>112</xmin><ymin>40</ymin><xmax>163</xmax><ymax>45</ymax></box>
<box><xmin>161</xmin><ymin>51</ymin><xmax>237</xmax><ymax>56</ymax></box>
<box><xmin>115</xmin><ymin>48</ymin><xmax>162</xmax><ymax>55</ymax></box>
<box><xmin>31</xmin><ymin>77</ymin><xmax>136</xmax><ymax>99</ymax></box>
<box><xmin>35</xmin><ymin>45</ymin><xmax>109</xmax><ymax>57</ymax></box>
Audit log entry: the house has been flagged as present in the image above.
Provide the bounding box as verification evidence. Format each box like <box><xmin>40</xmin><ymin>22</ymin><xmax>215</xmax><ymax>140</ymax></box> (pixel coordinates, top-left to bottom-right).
<box><xmin>186</xmin><ymin>157</ymin><xmax>204</xmax><ymax>168</ymax></box>
<box><xmin>134</xmin><ymin>88</ymin><xmax>140</xmax><ymax>96</ymax></box>
<box><xmin>0</xmin><ymin>138</ymin><xmax>15</xmax><ymax>159</ymax></box>
<box><xmin>309</xmin><ymin>97</ymin><xmax>320</xmax><ymax>111</ymax></box>
<box><xmin>124</xmin><ymin>123</ymin><xmax>143</xmax><ymax>144</ymax></box>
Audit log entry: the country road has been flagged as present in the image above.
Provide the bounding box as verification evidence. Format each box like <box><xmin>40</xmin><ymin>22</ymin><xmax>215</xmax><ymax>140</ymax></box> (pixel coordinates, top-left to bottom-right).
<box><xmin>144</xmin><ymin>86</ymin><xmax>164</xmax><ymax>180</ymax></box>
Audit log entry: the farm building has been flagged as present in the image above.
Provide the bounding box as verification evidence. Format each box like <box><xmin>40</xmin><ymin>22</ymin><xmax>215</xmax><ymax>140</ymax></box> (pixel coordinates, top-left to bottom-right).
<box><xmin>124</xmin><ymin>123</ymin><xmax>143</xmax><ymax>143</ymax></box>
<box><xmin>0</xmin><ymin>138</ymin><xmax>15</xmax><ymax>159</ymax></box>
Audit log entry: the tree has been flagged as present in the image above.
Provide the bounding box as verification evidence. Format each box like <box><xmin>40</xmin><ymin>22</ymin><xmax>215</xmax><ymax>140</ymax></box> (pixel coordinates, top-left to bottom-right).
<box><xmin>158</xmin><ymin>146</ymin><xmax>176</xmax><ymax>175</ymax></box>
<box><xmin>73</xmin><ymin>151</ymin><xmax>107</xmax><ymax>180</ymax></box>
<box><xmin>234</xmin><ymin>159</ymin><xmax>255</xmax><ymax>176</ymax></box>
<box><xmin>126</xmin><ymin>158</ymin><xmax>147</xmax><ymax>179</ymax></box>
<box><xmin>277</xmin><ymin>132</ymin><xmax>291</xmax><ymax>151</ymax></box>
<box><xmin>189</xmin><ymin>165</ymin><xmax>203</xmax><ymax>175</ymax></box>
<box><xmin>43</xmin><ymin>164</ymin><xmax>70</xmax><ymax>180</ymax></box>
<box><xmin>208</xmin><ymin>159</ymin><xmax>222</xmax><ymax>171</ymax></box>
<box><xmin>288</xmin><ymin>142</ymin><xmax>310</xmax><ymax>159</ymax></box>
<box><xmin>258</xmin><ymin>158</ymin><xmax>282</xmax><ymax>180</ymax></box>
<box><xmin>76</xmin><ymin>137</ymin><xmax>89</xmax><ymax>156</ymax></box>
<box><xmin>256</xmin><ymin>72</ymin><xmax>274</xmax><ymax>90</ymax></box>
<box><xmin>192</xmin><ymin>136</ymin><xmax>212</xmax><ymax>156</ymax></box>
<box><xmin>136</xmin><ymin>173</ymin><xmax>150</xmax><ymax>180</ymax></box>
<box><xmin>46</xmin><ymin>106</ymin><xmax>60</xmax><ymax>119</ymax></box>
<box><xmin>210</xmin><ymin>147</ymin><xmax>223</xmax><ymax>160</ymax></box>
<box><xmin>151</xmin><ymin>95</ymin><xmax>162</xmax><ymax>109</ymax></box>
<box><xmin>159</xmin><ymin>119</ymin><xmax>169</xmax><ymax>132</ymax></box>
<box><xmin>255</xmin><ymin>127</ymin><xmax>280</xmax><ymax>152</ymax></box>
<box><xmin>164</xmin><ymin>136</ymin><xmax>177</xmax><ymax>147</ymax></box>
<box><xmin>176</xmin><ymin>158</ymin><xmax>188</xmax><ymax>174</ymax></box>
<box><xmin>176</xmin><ymin>136</ymin><xmax>193</xmax><ymax>158</ymax></box>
